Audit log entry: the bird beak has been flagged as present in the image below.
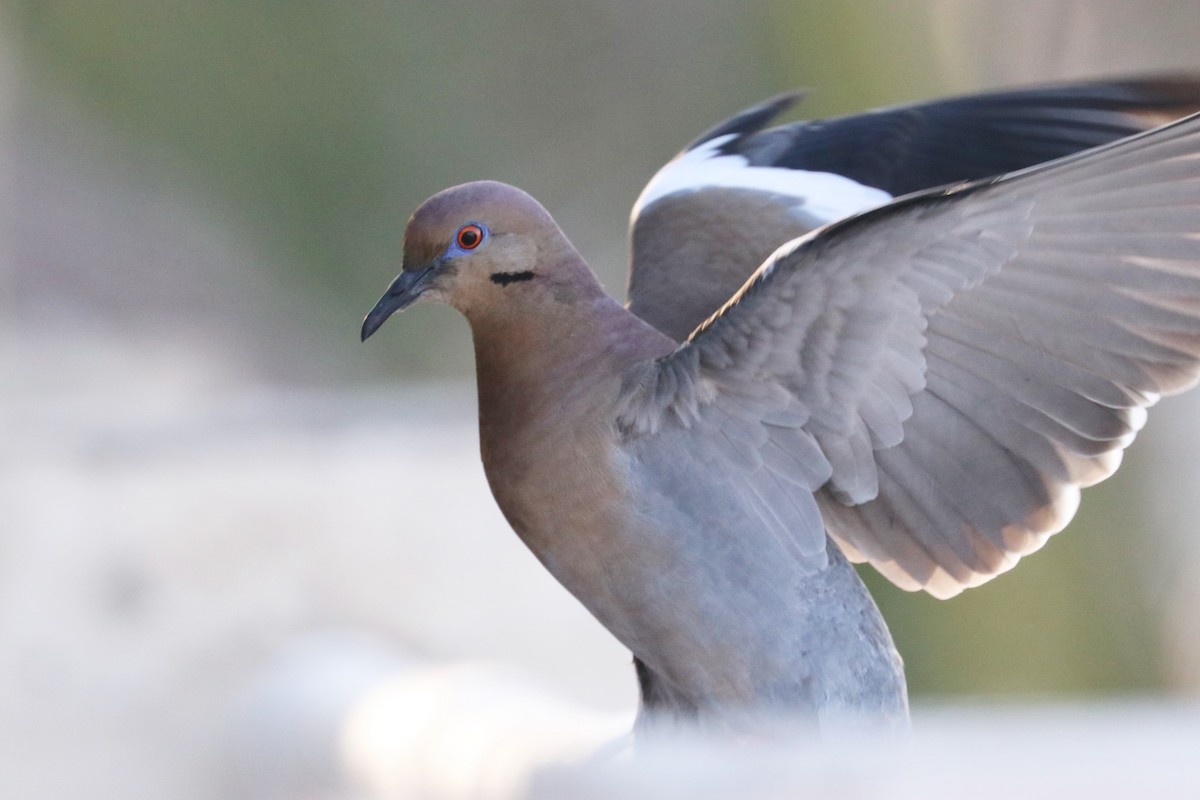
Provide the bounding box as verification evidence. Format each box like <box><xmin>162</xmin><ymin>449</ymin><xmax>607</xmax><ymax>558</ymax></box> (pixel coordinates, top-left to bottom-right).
<box><xmin>360</xmin><ymin>264</ymin><xmax>437</xmax><ymax>341</ymax></box>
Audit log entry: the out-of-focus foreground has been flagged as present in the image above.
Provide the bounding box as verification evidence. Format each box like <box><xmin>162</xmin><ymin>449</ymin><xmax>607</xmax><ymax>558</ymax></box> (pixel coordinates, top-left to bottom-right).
<box><xmin>3</xmin><ymin>3</ymin><xmax>1200</xmax><ymax>798</ymax></box>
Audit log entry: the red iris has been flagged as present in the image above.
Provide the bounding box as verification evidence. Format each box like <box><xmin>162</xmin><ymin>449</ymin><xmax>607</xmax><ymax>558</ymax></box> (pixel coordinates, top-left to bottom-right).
<box><xmin>456</xmin><ymin>224</ymin><xmax>483</xmax><ymax>250</ymax></box>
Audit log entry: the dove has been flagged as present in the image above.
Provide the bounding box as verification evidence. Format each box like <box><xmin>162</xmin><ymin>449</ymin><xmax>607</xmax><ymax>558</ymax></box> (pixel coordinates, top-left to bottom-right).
<box><xmin>362</xmin><ymin>78</ymin><xmax>1200</xmax><ymax>735</ymax></box>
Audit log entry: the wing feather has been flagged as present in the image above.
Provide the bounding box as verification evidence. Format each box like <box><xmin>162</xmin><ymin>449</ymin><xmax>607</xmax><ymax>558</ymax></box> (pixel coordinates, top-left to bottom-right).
<box><xmin>628</xmin><ymin>78</ymin><xmax>1200</xmax><ymax>342</ymax></box>
<box><xmin>619</xmin><ymin>110</ymin><xmax>1200</xmax><ymax>597</ymax></box>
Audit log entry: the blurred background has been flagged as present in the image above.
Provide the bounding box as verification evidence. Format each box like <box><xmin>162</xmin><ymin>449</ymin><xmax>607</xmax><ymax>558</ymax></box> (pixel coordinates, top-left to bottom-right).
<box><xmin>4</xmin><ymin>1</ymin><xmax>1200</xmax><ymax>798</ymax></box>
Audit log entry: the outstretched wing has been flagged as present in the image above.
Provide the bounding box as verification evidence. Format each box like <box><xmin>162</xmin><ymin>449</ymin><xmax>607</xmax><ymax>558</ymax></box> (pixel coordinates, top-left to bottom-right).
<box><xmin>618</xmin><ymin>111</ymin><xmax>1200</xmax><ymax>598</ymax></box>
<box><xmin>628</xmin><ymin>77</ymin><xmax>1200</xmax><ymax>342</ymax></box>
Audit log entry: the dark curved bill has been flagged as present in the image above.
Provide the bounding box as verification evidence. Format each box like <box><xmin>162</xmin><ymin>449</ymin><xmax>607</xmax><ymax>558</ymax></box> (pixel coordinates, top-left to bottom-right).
<box><xmin>360</xmin><ymin>266</ymin><xmax>435</xmax><ymax>341</ymax></box>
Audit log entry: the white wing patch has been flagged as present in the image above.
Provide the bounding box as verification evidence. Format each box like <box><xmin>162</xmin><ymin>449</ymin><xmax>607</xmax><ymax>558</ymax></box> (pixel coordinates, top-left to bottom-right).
<box><xmin>632</xmin><ymin>134</ymin><xmax>894</xmax><ymax>226</ymax></box>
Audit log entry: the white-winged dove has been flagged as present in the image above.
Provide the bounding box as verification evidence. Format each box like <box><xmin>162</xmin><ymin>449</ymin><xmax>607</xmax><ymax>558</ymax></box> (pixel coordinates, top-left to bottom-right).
<box><xmin>363</xmin><ymin>78</ymin><xmax>1200</xmax><ymax>735</ymax></box>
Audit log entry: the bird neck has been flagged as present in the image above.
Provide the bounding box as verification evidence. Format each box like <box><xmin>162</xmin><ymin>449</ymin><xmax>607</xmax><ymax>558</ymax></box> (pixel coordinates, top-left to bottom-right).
<box><xmin>469</xmin><ymin>265</ymin><xmax>675</xmax><ymax>431</ymax></box>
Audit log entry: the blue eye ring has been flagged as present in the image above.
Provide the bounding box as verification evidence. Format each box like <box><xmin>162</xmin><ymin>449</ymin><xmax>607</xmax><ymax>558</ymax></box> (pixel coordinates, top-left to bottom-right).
<box><xmin>456</xmin><ymin>223</ymin><xmax>484</xmax><ymax>250</ymax></box>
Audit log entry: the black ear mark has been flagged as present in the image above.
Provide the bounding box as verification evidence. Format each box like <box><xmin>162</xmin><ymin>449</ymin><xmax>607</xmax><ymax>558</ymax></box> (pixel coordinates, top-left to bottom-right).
<box><xmin>490</xmin><ymin>271</ymin><xmax>535</xmax><ymax>286</ymax></box>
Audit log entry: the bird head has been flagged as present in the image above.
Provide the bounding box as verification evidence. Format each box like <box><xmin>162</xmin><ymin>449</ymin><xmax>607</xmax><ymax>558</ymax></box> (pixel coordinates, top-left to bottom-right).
<box><xmin>361</xmin><ymin>180</ymin><xmax>576</xmax><ymax>340</ymax></box>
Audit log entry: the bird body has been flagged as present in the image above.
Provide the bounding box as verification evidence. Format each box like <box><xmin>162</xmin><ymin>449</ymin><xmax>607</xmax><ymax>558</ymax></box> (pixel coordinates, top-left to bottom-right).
<box><xmin>394</xmin><ymin>182</ymin><xmax>909</xmax><ymax>731</ymax></box>
<box><xmin>363</xmin><ymin>78</ymin><xmax>1200</xmax><ymax>736</ymax></box>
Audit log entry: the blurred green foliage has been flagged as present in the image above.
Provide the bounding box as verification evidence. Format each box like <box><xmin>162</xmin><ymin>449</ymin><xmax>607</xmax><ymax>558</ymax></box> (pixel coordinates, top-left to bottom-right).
<box><xmin>12</xmin><ymin>1</ymin><xmax>951</xmax><ymax>375</ymax></box>
<box><xmin>9</xmin><ymin>1</ymin><xmax>1176</xmax><ymax>700</ymax></box>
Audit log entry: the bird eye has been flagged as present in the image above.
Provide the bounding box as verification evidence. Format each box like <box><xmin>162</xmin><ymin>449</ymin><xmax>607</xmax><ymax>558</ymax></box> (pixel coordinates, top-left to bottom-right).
<box><xmin>456</xmin><ymin>224</ymin><xmax>484</xmax><ymax>250</ymax></box>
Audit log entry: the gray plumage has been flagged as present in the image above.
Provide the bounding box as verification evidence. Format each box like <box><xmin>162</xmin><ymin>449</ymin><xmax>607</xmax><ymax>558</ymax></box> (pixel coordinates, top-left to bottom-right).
<box><xmin>363</xmin><ymin>81</ymin><xmax>1200</xmax><ymax>736</ymax></box>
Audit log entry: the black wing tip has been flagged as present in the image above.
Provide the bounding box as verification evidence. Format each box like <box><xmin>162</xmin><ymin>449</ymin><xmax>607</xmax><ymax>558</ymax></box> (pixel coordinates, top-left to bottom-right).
<box><xmin>1040</xmin><ymin>71</ymin><xmax>1200</xmax><ymax>94</ymax></box>
<box><xmin>682</xmin><ymin>73</ymin><xmax>1200</xmax><ymax>158</ymax></box>
<box><xmin>918</xmin><ymin>72</ymin><xmax>1200</xmax><ymax>114</ymax></box>
<box><xmin>1090</xmin><ymin>72</ymin><xmax>1200</xmax><ymax>113</ymax></box>
<box><xmin>684</xmin><ymin>90</ymin><xmax>808</xmax><ymax>152</ymax></box>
